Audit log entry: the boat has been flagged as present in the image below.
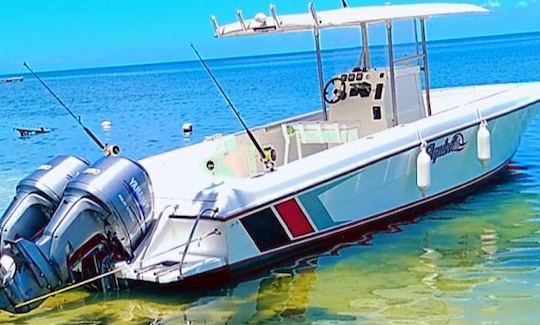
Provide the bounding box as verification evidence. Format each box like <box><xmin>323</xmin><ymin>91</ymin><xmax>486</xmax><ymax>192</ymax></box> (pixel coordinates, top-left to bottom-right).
<box><xmin>14</xmin><ymin>127</ymin><xmax>54</xmax><ymax>138</ymax></box>
<box><xmin>1</xmin><ymin>76</ymin><xmax>23</xmax><ymax>83</ymax></box>
<box><xmin>1</xmin><ymin>2</ymin><xmax>540</xmax><ymax>314</ymax></box>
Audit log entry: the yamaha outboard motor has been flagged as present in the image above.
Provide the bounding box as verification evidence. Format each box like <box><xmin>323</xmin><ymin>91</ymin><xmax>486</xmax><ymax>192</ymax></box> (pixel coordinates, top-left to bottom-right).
<box><xmin>0</xmin><ymin>156</ymin><xmax>154</xmax><ymax>313</ymax></box>
<box><xmin>0</xmin><ymin>156</ymin><xmax>89</xmax><ymax>251</ymax></box>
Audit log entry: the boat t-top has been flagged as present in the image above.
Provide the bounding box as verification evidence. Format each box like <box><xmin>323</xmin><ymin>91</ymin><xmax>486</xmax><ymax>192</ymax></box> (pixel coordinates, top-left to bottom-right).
<box><xmin>0</xmin><ymin>1</ymin><xmax>539</xmax><ymax>314</ymax></box>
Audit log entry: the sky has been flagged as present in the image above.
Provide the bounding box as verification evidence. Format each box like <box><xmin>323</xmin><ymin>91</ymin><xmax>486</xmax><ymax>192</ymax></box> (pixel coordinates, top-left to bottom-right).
<box><xmin>1</xmin><ymin>0</ymin><xmax>539</xmax><ymax>75</ymax></box>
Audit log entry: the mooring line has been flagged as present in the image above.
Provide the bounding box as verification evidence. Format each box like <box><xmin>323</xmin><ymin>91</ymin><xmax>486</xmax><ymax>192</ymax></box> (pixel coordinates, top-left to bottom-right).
<box><xmin>13</xmin><ymin>228</ymin><xmax>221</xmax><ymax>311</ymax></box>
<box><xmin>14</xmin><ymin>265</ymin><xmax>128</xmax><ymax>310</ymax></box>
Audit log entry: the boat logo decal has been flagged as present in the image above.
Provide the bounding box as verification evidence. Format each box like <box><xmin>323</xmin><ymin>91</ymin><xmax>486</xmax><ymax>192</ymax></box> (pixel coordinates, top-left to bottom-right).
<box><xmin>123</xmin><ymin>177</ymin><xmax>148</xmax><ymax>221</ymax></box>
<box><xmin>427</xmin><ymin>133</ymin><xmax>467</xmax><ymax>164</ymax></box>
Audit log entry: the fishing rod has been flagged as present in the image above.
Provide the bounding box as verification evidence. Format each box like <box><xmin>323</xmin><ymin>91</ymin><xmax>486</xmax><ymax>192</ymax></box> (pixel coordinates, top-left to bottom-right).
<box><xmin>23</xmin><ymin>62</ymin><xmax>119</xmax><ymax>155</ymax></box>
<box><xmin>190</xmin><ymin>44</ymin><xmax>274</xmax><ymax>171</ymax></box>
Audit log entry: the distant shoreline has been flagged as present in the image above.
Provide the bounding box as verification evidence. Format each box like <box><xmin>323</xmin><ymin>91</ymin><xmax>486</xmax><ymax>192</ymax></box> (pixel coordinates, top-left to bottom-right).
<box><xmin>2</xmin><ymin>30</ymin><xmax>538</xmax><ymax>79</ymax></box>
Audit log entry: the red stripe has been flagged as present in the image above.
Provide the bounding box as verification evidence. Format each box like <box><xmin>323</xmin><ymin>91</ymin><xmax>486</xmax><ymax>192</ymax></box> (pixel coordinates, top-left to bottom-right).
<box><xmin>275</xmin><ymin>199</ymin><xmax>314</xmax><ymax>237</ymax></box>
<box><xmin>234</xmin><ymin>158</ymin><xmax>510</xmax><ymax>262</ymax></box>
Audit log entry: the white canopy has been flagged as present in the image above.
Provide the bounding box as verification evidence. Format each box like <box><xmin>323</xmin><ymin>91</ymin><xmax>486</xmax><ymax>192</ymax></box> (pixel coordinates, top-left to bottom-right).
<box><xmin>213</xmin><ymin>3</ymin><xmax>488</xmax><ymax>37</ymax></box>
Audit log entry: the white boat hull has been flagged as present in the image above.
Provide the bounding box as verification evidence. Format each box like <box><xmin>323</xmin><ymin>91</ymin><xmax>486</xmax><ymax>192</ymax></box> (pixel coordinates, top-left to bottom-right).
<box><xmin>121</xmin><ymin>84</ymin><xmax>540</xmax><ymax>285</ymax></box>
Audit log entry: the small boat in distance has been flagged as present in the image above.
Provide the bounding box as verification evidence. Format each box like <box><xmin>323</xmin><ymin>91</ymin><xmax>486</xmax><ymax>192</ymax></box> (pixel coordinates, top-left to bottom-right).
<box><xmin>1</xmin><ymin>2</ymin><xmax>540</xmax><ymax>314</ymax></box>
<box><xmin>14</xmin><ymin>127</ymin><xmax>53</xmax><ymax>138</ymax></box>
<box><xmin>1</xmin><ymin>76</ymin><xmax>23</xmax><ymax>83</ymax></box>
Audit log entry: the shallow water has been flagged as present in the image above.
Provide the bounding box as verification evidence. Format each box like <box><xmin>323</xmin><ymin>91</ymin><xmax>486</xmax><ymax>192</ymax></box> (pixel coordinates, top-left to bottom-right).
<box><xmin>1</xmin><ymin>33</ymin><xmax>540</xmax><ymax>324</ymax></box>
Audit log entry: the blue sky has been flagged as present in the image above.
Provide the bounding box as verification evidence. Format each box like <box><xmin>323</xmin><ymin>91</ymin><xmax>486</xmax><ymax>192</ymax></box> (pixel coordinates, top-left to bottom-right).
<box><xmin>1</xmin><ymin>0</ymin><xmax>539</xmax><ymax>74</ymax></box>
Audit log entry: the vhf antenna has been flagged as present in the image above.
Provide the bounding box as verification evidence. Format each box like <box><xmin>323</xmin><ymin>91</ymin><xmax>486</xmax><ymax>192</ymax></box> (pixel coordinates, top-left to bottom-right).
<box><xmin>190</xmin><ymin>44</ymin><xmax>274</xmax><ymax>171</ymax></box>
<box><xmin>23</xmin><ymin>62</ymin><xmax>119</xmax><ymax>156</ymax></box>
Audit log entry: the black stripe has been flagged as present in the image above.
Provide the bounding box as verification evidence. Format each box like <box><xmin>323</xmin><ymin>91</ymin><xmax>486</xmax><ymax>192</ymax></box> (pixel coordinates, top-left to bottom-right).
<box><xmin>240</xmin><ymin>208</ymin><xmax>291</xmax><ymax>252</ymax></box>
<box><xmin>231</xmin><ymin>158</ymin><xmax>511</xmax><ymax>270</ymax></box>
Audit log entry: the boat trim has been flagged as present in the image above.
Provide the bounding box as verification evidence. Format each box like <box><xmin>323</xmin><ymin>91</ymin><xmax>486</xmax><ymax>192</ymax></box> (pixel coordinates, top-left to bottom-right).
<box><xmin>187</xmin><ymin>156</ymin><xmax>511</xmax><ymax>279</ymax></box>
<box><xmin>213</xmin><ymin>3</ymin><xmax>489</xmax><ymax>37</ymax></box>
<box><xmin>257</xmin><ymin>157</ymin><xmax>511</xmax><ymax>256</ymax></box>
<box><xmin>169</xmin><ymin>97</ymin><xmax>539</xmax><ymax>222</ymax></box>
<box><xmin>134</xmin><ymin>154</ymin><xmax>512</xmax><ymax>285</ymax></box>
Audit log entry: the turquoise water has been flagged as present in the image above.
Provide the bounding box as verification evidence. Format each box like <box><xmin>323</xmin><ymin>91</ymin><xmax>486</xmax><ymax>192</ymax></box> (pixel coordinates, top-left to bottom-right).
<box><xmin>1</xmin><ymin>32</ymin><xmax>540</xmax><ymax>323</ymax></box>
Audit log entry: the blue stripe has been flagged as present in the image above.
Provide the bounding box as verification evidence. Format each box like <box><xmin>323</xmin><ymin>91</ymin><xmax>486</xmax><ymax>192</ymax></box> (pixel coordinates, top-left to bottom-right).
<box><xmin>298</xmin><ymin>177</ymin><xmax>351</xmax><ymax>230</ymax></box>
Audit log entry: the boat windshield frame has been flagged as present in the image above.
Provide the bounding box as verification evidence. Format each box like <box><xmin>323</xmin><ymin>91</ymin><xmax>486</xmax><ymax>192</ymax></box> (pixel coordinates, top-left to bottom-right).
<box><xmin>212</xmin><ymin>2</ymin><xmax>489</xmax><ymax>124</ymax></box>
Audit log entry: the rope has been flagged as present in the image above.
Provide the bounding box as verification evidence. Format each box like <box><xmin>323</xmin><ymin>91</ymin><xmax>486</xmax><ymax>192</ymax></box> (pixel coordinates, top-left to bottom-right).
<box><xmin>13</xmin><ymin>227</ymin><xmax>221</xmax><ymax>310</ymax></box>
<box><xmin>416</xmin><ymin>129</ymin><xmax>427</xmax><ymax>148</ymax></box>
<box><xmin>14</xmin><ymin>265</ymin><xmax>129</xmax><ymax>310</ymax></box>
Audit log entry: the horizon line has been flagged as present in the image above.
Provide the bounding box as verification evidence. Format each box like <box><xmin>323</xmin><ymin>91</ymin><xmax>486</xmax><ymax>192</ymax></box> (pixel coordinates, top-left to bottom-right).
<box><xmin>2</xmin><ymin>30</ymin><xmax>539</xmax><ymax>78</ymax></box>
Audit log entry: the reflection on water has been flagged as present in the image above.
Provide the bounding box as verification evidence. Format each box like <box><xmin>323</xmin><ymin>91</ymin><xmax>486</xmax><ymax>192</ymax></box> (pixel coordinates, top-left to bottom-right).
<box><xmin>2</xmin><ymin>34</ymin><xmax>540</xmax><ymax>323</ymax></box>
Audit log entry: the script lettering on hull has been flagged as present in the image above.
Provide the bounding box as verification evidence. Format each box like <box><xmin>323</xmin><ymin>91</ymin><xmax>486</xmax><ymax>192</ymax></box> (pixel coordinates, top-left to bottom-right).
<box><xmin>426</xmin><ymin>133</ymin><xmax>467</xmax><ymax>164</ymax></box>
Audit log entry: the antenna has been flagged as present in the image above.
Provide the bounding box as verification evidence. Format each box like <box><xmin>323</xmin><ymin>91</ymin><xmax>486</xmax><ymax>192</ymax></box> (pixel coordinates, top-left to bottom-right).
<box><xmin>190</xmin><ymin>44</ymin><xmax>274</xmax><ymax>171</ymax></box>
<box><xmin>210</xmin><ymin>16</ymin><xmax>222</xmax><ymax>37</ymax></box>
<box><xmin>270</xmin><ymin>5</ymin><xmax>281</xmax><ymax>27</ymax></box>
<box><xmin>236</xmin><ymin>10</ymin><xmax>247</xmax><ymax>31</ymax></box>
<box><xmin>23</xmin><ymin>62</ymin><xmax>119</xmax><ymax>156</ymax></box>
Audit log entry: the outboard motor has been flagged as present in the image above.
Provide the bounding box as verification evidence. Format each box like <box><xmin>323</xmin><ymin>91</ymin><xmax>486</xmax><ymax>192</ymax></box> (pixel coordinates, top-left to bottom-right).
<box><xmin>0</xmin><ymin>156</ymin><xmax>89</xmax><ymax>251</ymax></box>
<box><xmin>0</xmin><ymin>156</ymin><xmax>154</xmax><ymax>313</ymax></box>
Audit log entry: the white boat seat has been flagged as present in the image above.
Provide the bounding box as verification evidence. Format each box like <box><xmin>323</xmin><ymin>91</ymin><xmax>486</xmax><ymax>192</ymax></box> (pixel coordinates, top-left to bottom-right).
<box><xmin>281</xmin><ymin>122</ymin><xmax>359</xmax><ymax>163</ymax></box>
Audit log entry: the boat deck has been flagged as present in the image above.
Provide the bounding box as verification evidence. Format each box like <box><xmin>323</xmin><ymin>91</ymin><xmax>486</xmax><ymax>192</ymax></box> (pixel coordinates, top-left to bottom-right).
<box><xmin>430</xmin><ymin>83</ymin><xmax>526</xmax><ymax>114</ymax></box>
<box><xmin>141</xmin><ymin>82</ymin><xmax>540</xmax><ymax>216</ymax></box>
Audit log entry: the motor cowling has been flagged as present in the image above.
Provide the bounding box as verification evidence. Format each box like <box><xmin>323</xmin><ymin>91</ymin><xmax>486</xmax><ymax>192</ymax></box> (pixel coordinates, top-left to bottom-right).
<box><xmin>0</xmin><ymin>156</ymin><xmax>155</xmax><ymax>313</ymax></box>
<box><xmin>57</xmin><ymin>156</ymin><xmax>154</xmax><ymax>257</ymax></box>
<box><xmin>0</xmin><ymin>156</ymin><xmax>89</xmax><ymax>250</ymax></box>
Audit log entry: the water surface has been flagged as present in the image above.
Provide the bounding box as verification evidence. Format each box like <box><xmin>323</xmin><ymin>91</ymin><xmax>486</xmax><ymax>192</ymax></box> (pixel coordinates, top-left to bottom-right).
<box><xmin>1</xmin><ymin>32</ymin><xmax>540</xmax><ymax>324</ymax></box>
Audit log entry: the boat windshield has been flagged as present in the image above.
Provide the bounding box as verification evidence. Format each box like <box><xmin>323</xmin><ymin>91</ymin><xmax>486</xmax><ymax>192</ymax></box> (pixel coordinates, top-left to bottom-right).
<box><xmin>191</xmin><ymin>2</ymin><xmax>490</xmax><ymax>178</ymax></box>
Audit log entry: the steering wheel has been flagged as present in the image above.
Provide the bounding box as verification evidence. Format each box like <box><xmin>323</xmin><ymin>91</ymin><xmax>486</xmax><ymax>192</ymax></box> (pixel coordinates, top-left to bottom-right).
<box><xmin>323</xmin><ymin>77</ymin><xmax>347</xmax><ymax>104</ymax></box>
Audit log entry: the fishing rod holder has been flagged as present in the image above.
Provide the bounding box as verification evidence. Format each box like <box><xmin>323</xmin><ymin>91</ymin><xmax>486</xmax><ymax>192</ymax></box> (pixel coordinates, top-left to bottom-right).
<box><xmin>104</xmin><ymin>144</ymin><xmax>120</xmax><ymax>157</ymax></box>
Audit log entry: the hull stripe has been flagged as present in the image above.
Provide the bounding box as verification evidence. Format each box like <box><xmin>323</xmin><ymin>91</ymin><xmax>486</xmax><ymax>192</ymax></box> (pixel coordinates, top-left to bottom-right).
<box><xmin>219</xmin><ymin>100</ymin><xmax>539</xmax><ymax>221</ymax></box>
<box><xmin>240</xmin><ymin>208</ymin><xmax>291</xmax><ymax>252</ymax></box>
<box><xmin>298</xmin><ymin>178</ymin><xmax>348</xmax><ymax>230</ymax></box>
<box><xmin>232</xmin><ymin>157</ymin><xmax>511</xmax><ymax>267</ymax></box>
<box><xmin>170</xmin><ymin>101</ymin><xmax>539</xmax><ymax>223</ymax></box>
<box><xmin>275</xmin><ymin>199</ymin><xmax>314</xmax><ymax>237</ymax></box>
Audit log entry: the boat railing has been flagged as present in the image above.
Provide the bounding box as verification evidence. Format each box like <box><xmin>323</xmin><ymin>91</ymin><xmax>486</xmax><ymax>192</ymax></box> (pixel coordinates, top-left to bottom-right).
<box><xmin>179</xmin><ymin>207</ymin><xmax>219</xmax><ymax>276</ymax></box>
<box><xmin>393</xmin><ymin>53</ymin><xmax>425</xmax><ymax>66</ymax></box>
<box><xmin>139</xmin><ymin>204</ymin><xmax>180</xmax><ymax>262</ymax></box>
<box><xmin>211</xmin><ymin>2</ymin><xmax>489</xmax><ymax>125</ymax></box>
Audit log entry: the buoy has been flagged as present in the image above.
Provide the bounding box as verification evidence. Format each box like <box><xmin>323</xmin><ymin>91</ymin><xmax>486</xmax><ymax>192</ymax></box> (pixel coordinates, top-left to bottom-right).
<box><xmin>101</xmin><ymin>120</ymin><xmax>112</xmax><ymax>130</ymax></box>
<box><xmin>417</xmin><ymin>143</ymin><xmax>431</xmax><ymax>194</ymax></box>
<box><xmin>477</xmin><ymin>121</ymin><xmax>491</xmax><ymax>166</ymax></box>
<box><xmin>182</xmin><ymin>123</ymin><xmax>193</xmax><ymax>137</ymax></box>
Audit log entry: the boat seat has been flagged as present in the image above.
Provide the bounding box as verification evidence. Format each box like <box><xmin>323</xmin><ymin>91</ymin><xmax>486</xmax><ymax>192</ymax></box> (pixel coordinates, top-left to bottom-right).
<box><xmin>281</xmin><ymin>121</ymin><xmax>359</xmax><ymax>163</ymax></box>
